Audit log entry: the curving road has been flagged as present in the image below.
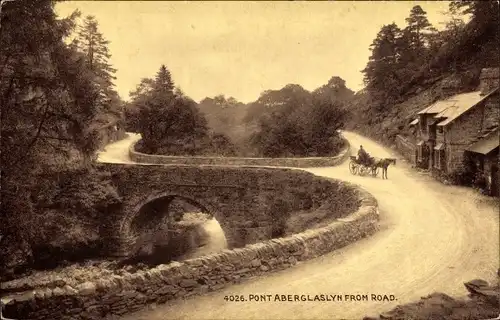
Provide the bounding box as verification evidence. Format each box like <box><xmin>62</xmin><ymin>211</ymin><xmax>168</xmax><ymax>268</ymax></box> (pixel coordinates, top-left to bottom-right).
<box><xmin>98</xmin><ymin>132</ymin><xmax>499</xmax><ymax>320</ymax></box>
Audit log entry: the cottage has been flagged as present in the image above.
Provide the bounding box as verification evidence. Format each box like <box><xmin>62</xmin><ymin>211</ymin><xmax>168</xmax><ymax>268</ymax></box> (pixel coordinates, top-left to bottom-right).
<box><xmin>410</xmin><ymin>68</ymin><xmax>499</xmax><ymax>175</ymax></box>
<box><xmin>465</xmin><ymin>129</ymin><xmax>499</xmax><ymax>196</ymax></box>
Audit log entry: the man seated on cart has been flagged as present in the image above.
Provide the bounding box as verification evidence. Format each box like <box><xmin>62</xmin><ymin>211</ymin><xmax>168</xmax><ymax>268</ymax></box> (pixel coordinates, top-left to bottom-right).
<box><xmin>357</xmin><ymin>145</ymin><xmax>373</xmax><ymax>166</ymax></box>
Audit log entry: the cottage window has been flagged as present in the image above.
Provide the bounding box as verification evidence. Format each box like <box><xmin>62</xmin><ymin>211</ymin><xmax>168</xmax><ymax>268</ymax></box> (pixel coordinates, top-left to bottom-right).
<box><xmin>437</xmin><ymin>126</ymin><xmax>443</xmax><ymax>134</ymax></box>
<box><xmin>434</xmin><ymin>143</ymin><xmax>445</xmax><ymax>169</ymax></box>
<box><xmin>417</xmin><ymin>141</ymin><xmax>424</xmax><ymax>161</ymax></box>
<box><xmin>420</xmin><ymin>116</ymin><xmax>427</xmax><ymax>133</ymax></box>
<box><xmin>434</xmin><ymin>151</ymin><xmax>441</xmax><ymax>169</ymax></box>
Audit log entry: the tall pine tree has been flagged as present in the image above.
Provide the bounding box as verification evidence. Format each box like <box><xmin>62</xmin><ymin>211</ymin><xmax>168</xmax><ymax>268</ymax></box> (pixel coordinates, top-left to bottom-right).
<box><xmin>73</xmin><ymin>15</ymin><xmax>119</xmax><ymax>115</ymax></box>
<box><xmin>132</xmin><ymin>65</ymin><xmax>209</xmax><ymax>155</ymax></box>
<box><xmin>153</xmin><ymin>64</ymin><xmax>175</xmax><ymax>95</ymax></box>
<box><xmin>403</xmin><ymin>6</ymin><xmax>437</xmax><ymax>61</ymax></box>
<box><xmin>362</xmin><ymin>23</ymin><xmax>403</xmax><ymax>109</ymax></box>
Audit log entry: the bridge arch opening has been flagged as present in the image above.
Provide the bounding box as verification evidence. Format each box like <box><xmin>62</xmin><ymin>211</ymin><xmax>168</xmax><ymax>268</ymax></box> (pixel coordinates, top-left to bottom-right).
<box><xmin>126</xmin><ymin>194</ymin><xmax>228</xmax><ymax>266</ymax></box>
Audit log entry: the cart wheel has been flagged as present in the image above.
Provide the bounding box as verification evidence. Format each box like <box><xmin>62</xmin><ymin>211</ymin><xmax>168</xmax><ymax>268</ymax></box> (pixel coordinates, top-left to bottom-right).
<box><xmin>349</xmin><ymin>161</ymin><xmax>358</xmax><ymax>175</ymax></box>
<box><xmin>359</xmin><ymin>166</ymin><xmax>367</xmax><ymax>176</ymax></box>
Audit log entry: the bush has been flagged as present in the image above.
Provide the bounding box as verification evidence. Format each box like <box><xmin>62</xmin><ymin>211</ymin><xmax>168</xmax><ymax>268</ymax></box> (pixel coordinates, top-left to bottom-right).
<box><xmin>447</xmin><ymin>155</ymin><xmax>479</xmax><ymax>187</ymax></box>
<box><xmin>206</xmin><ymin>133</ymin><xmax>238</xmax><ymax>156</ymax></box>
<box><xmin>447</xmin><ymin>165</ymin><xmax>474</xmax><ymax>186</ymax></box>
<box><xmin>0</xmin><ymin>166</ymin><xmax>122</xmax><ymax>280</ymax></box>
<box><xmin>250</xmin><ymin>97</ymin><xmax>346</xmax><ymax>157</ymax></box>
<box><xmin>472</xmin><ymin>171</ymin><xmax>488</xmax><ymax>193</ymax></box>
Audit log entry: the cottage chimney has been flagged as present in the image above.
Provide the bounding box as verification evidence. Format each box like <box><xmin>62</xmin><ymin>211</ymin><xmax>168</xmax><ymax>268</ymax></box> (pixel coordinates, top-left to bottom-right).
<box><xmin>478</xmin><ymin>67</ymin><xmax>500</xmax><ymax>95</ymax></box>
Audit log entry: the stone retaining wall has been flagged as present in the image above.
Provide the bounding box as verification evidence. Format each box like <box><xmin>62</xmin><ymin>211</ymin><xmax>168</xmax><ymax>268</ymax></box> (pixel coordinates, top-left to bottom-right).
<box><xmin>96</xmin><ymin>122</ymin><xmax>127</xmax><ymax>151</ymax></box>
<box><xmin>2</xmin><ymin>187</ymin><xmax>378</xmax><ymax>320</ymax></box>
<box><xmin>395</xmin><ymin>135</ymin><xmax>416</xmax><ymax>164</ymax></box>
<box><xmin>128</xmin><ymin>138</ymin><xmax>351</xmax><ymax>167</ymax></box>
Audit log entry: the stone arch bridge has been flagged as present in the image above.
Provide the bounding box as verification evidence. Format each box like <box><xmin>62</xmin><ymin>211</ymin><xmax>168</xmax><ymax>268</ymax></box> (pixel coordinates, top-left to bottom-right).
<box><xmin>96</xmin><ymin>163</ymin><xmax>361</xmax><ymax>257</ymax></box>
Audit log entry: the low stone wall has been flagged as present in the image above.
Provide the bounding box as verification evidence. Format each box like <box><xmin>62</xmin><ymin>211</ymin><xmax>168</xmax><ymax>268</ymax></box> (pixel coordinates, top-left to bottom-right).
<box><xmin>128</xmin><ymin>138</ymin><xmax>351</xmax><ymax>168</ymax></box>
<box><xmin>96</xmin><ymin>122</ymin><xmax>127</xmax><ymax>151</ymax></box>
<box><xmin>2</xmin><ymin>187</ymin><xmax>378</xmax><ymax>320</ymax></box>
<box><xmin>395</xmin><ymin>135</ymin><xmax>416</xmax><ymax>164</ymax></box>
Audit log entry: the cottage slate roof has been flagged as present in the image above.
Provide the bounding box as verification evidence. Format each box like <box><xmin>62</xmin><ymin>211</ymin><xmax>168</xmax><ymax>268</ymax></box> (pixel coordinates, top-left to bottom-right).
<box><xmin>416</xmin><ymin>88</ymin><xmax>498</xmax><ymax>126</ymax></box>
<box><xmin>466</xmin><ymin>130</ymin><xmax>499</xmax><ymax>155</ymax></box>
<box><xmin>437</xmin><ymin>88</ymin><xmax>498</xmax><ymax>126</ymax></box>
<box><xmin>417</xmin><ymin>99</ymin><xmax>457</xmax><ymax>115</ymax></box>
<box><xmin>416</xmin><ymin>88</ymin><xmax>499</xmax><ymax>121</ymax></box>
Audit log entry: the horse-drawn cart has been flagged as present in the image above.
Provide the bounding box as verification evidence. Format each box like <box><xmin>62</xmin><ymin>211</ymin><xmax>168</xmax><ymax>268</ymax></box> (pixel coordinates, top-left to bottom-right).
<box><xmin>349</xmin><ymin>155</ymin><xmax>379</xmax><ymax>177</ymax></box>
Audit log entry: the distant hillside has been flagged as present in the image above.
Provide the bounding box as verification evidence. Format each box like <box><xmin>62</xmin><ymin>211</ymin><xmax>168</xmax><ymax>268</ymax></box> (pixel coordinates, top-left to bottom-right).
<box><xmin>197</xmin><ymin>95</ymin><xmax>250</xmax><ymax>147</ymax></box>
<box><xmin>198</xmin><ymin>77</ymin><xmax>355</xmax><ymax>154</ymax></box>
<box><xmin>244</xmin><ymin>78</ymin><xmax>354</xmax><ymax>126</ymax></box>
<box><xmin>242</xmin><ymin>84</ymin><xmax>312</xmax><ymax>125</ymax></box>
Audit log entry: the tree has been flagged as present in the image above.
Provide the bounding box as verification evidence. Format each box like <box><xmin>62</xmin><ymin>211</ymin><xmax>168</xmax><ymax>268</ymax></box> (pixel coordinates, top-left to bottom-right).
<box><xmin>0</xmin><ymin>0</ymin><xmax>115</xmax><ymax>276</ymax></box>
<box><xmin>249</xmin><ymin>87</ymin><xmax>346</xmax><ymax>157</ymax></box>
<box><xmin>131</xmin><ymin>65</ymin><xmax>209</xmax><ymax>155</ymax></box>
<box><xmin>208</xmin><ymin>133</ymin><xmax>237</xmax><ymax>156</ymax></box>
<box><xmin>152</xmin><ymin>64</ymin><xmax>174</xmax><ymax>95</ymax></box>
<box><xmin>174</xmin><ymin>86</ymin><xmax>185</xmax><ymax>98</ymax></box>
<box><xmin>449</xmin><ymin>1</ymin><xmax>499</xmax><ymax>24</ymax></box>
<box><xmin>129</xmin><ymin>78</ymin><xmax>155</xmax><ymax>101</ymax></box>
<box><xmin>213</xmin><ymin>94</ymin><xmax>226</xmax><ymax>106</ymax></box>
<box><xmin>243</xmin><ymin>84</ymin><xmax>311</xmax><ymax>124</ymax></box>
<box><xmin>227</xmin><ymin>96</ymin><xmax>239</xmax><ymax>106</ymax></box>
<box><xmin>312</xmin><ymin>76</ymin><xmax>355</xmax><ymax>104</ymax></box>
<box><xmin>432</xmin><ymin>5</ymin><xmax>467</xmax><ymax>71</ymax></box>
<box><xmin>404</xmin><ymin>5</ymin><xmax>437</xmax><ymax>56</ymax></box>
<box><xmin>73</xmin><ymin>15</ymin><xmax>119</xmax><ymax>114</ymax></box>
<box><xmin>362</xmin><ymin>23</ymin><xmax>404</xmax><ymax>109</ymax></box>
<box><xmin>427</xmin><ymin>1</ymin><xmax>499</xmax><ymax>74</ymax></box>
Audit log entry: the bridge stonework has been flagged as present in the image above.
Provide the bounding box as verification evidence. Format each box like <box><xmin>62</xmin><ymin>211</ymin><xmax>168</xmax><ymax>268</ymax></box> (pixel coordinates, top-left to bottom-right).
<box><xmin>97</xmin><ymin>163</ymin><xmax>359</xmax><ymax>258</ymax></box>
<box><xmin>3</xmin><ymin>163</ymin><xmax>380</xmax><ymax>320</ymax></box>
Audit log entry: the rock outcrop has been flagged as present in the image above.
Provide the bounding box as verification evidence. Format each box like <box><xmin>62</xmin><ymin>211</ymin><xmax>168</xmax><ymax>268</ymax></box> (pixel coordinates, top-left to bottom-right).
<box><xmin>364</xmin><ymin>277</ymin><xmax>500</xmax><ymax>320</ymax></box>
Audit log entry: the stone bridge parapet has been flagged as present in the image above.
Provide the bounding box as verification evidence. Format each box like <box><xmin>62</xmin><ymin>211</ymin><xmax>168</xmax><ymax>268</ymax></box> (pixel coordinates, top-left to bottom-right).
<box><xmin>96</xmin><ymin>163</ymin><xmax>360</xmax><ymax>256</ymax></box>
<box><xmin>128</xmin><ymin>138</ymin><xmax>351</xmax><ymax>167</ymax></box>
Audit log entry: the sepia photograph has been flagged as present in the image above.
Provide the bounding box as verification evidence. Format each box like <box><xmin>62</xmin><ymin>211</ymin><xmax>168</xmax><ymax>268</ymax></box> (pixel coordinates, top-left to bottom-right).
<box><xmin>0</xmin><ymin>0</ymin><xmax>499</xmax><ymax>319</ymax></box>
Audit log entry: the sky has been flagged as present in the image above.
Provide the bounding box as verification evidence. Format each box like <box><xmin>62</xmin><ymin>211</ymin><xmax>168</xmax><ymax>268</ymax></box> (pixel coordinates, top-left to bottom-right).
<box><xmin>55</xmin><ymin>1</ymin><xmax>453</xmax><ymax>103</ymax></box>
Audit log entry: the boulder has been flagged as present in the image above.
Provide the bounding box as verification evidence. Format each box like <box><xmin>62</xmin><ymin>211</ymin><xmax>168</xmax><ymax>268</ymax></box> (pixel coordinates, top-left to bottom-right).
<box><xmin>76</xmin><ymin>282</ymin><xmax>97</xmax><ymax>296</ymax></box>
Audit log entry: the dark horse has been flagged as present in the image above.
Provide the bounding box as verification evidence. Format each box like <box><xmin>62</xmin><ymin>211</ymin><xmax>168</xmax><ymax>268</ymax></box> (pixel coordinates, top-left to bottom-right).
<box><xmin>372</xmin><ymin>157</ymin><xmax>397</xmax><ymax>179</ymax></box>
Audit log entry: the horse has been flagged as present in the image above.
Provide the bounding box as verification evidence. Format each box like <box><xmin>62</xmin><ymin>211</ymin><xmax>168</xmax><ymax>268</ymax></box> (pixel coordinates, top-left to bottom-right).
<box><xmin>372</xmin><ymin>157</ymin><xmax>397</xmax><ymax>179</ymax></box>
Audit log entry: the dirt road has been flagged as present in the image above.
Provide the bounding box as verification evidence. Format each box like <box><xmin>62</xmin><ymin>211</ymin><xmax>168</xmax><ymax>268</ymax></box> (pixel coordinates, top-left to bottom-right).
<box><xmin>97</xmin><ymin>133</ymin><xmax>141</xmax><ymax>164</ymax></box>
<box><xmin>99</xmin><ymin>131</ymin><xmax>499</xmax><ymax>320</ymax></box>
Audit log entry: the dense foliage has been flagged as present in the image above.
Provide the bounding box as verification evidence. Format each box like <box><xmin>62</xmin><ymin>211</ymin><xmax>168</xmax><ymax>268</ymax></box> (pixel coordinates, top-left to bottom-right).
<box><xmin>249</xmin><ymin>89</ymin><xmax>347</xmax><ymax>157</ymax></box>
<box><xmin>197</xmin><ymin>94</ymin><xmax>249</xmax><ymax>151</ymax></box>
<box><xmin>363</xmin><ymin>1</ymin><xmax>498</xmax><ymax>108</ymax></box>
<box><xmin>245</xmin><ymin>80</ymin><xmax>349</xmax><ymax>157</ymax></box>
<box><xmin>125</xmin><ymin>65</ymin><xmax>238</xmax><ymax>156</ymax></box>
<box><xmin>348</xmin><ymin>1</ymin><xmax>499</xmax><ymax>143</ymax></box>
<box><xmin>0</xmin><ymin>0</ymin><xmax>123</xmax><ymax>279</ymax></box>
<box><xmin>195</xmin><ymin>79</ymin><xmax>351</xmax><ymax>158</ymax></box>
